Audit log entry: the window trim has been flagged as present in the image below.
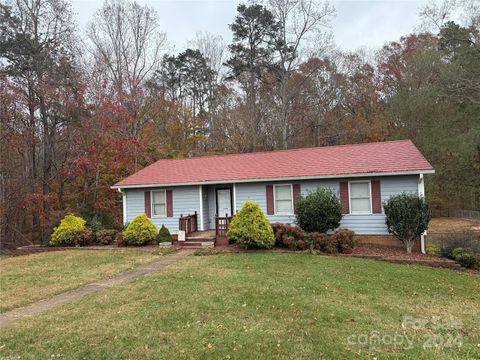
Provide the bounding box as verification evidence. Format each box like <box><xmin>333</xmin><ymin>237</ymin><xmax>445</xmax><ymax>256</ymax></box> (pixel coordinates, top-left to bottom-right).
<box><xmin>151</xmin><ymin>189</ymin><xmax>167</xmax><ymax>218</ymax></box>
<box><xmin>348</xmin><ymin>180</ymin><xmax>372</xmax><ymax>215</ymax></box>
<box><xmin>273</xmin><ymin>184</ymin><xmax>294</xmax><ymax>215</ymax></box>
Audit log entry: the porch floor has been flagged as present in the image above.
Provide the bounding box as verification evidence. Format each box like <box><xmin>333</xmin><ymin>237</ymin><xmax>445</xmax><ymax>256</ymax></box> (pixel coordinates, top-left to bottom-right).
<box><xmin>186</xmin><ymin>230</ymin><xmax>216</xmax><ymax>240</ymax></box>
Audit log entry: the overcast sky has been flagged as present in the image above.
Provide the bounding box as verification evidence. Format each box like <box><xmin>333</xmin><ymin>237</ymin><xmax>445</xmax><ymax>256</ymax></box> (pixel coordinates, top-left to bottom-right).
<box><xmin>71</xmin><ymin>0</ymin><xmax>432</xmax><ymax>53</ymax></box>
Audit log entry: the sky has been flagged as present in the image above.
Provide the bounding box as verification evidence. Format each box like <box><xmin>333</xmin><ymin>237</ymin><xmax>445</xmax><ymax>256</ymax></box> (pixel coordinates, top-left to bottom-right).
<box><xmin>71</xmin><ymin>0</ymin><xmax>432</xmax><ymax>53</ymax></box>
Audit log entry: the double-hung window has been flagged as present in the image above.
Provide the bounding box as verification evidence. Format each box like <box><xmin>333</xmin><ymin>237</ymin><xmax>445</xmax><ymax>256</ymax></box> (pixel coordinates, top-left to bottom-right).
<box><xmin>152</xmin><ymin>190</ymin><xmax>166</xmax><ymax>217</ymax></box>
<box><xmin>349</xmin><ymin>181</ymin><xmax>371</xmax><ymax>214</ymax></box>
<box><xmin>275</xmin><ymin>185</ymin><xmax>293</xmax><ymax>214</ymax></box>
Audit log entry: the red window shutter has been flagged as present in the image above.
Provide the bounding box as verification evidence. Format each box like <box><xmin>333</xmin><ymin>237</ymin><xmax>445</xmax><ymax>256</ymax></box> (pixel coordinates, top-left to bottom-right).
<box><xmin>371</xmin><ymin>180</ymin><xmax>382</xmax><ymax>213</ymax></box>
<box><xmin>339</xmin><ymin>182</ymin><xmax>349</xmax><ymax>214</ymax></box>
<box><xmin>144</xmin><ymin>191</ymin><xmax>151</xmax><ymax>218</ymax></box>
<box><xmin>266</xmin><ymin>185</ymin><xmax>274</xmax><ymax>215</ymax></box>
<box><xmin>292</xmin><ymin>184</ymin><xmax>301</xmax><ymax>211</ymax></box>
<box><xmin>166</xmin><ymin>190</ymin><xmax>173</xmax><ymax>217</ymax></box>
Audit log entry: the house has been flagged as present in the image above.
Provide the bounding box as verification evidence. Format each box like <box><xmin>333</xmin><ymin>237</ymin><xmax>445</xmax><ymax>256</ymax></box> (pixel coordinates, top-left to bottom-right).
<box><xmin>112</xmin><ymin>140</ymin><xmax>434</xmax><ymax>250</ymax></box>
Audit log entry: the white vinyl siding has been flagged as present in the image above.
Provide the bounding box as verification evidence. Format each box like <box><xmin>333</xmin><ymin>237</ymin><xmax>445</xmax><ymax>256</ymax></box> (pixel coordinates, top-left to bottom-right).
<box><xmin>274</xmin><ymin>184</ymin><xmax>293</xmax><ymax>215</ymax></box>
<box><xmin>349</xmin><ymin>181</ymin><xmax>371</xmax><ymax>214</ymax></box>
<box><xmin>152</xmin><ymin>190</ymin><xmax>166</xmax><ymax>217</ymax></box>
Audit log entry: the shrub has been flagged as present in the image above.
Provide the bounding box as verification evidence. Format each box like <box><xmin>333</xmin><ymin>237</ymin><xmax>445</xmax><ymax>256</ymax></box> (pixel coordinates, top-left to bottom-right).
<box><xmin>455</xmin><ymin>253</ymin><xmax>478</xmax><ymax>269</ymax></box>
<box><xmin>227</xmin><ymin>201</ymin><xmax>275</xmax><ymax>249</ymax></box>
<box><xmin>283</xmin><ymin>235</ymin><xmax>298</xmax><ymax>250</ymax></box>
<box><xmin>271</xmin><ymin>223</ymin><xmax>304</xmax><ymax>247</ymax></box>
<box><xmin>122</xmin><ymin>214</ymin><xmax>158</xmax><ymax>246</ymax></box>
<box><xmin>297</xmin><ymin>239</ymin><xmax>307</xmax><ymax>251</ymax></box>
<box><xmin>96</xmin><ymin>229</ymin><xmax>118</xmax><ymax>245</ymax></box>
<box><xmin>384</xmin><ymin>193</ymin><xmax>431</xmax><ymax>253</ymax></box>
<box><xmin>76</xmin><ymin>229</ymin><xmax>93</xmax><ymax>246</ymax></box>
<box><xmin>450</xmin><ymin>247</ymin><xmax>472</xmax><ymax>259</ymax></box>
<box><xmin>50</xmin><ymin>214</ymin><xmax>86</xmax><ymax>246</ymax></box>
<box><xmin>426</xmin><ymin>242</ymin><xmax>440</xmax><ymax>255</ymax></box>
<box><xmin>87</xmin><ymin>218</ymin><xmax>103</xmax><ymax>241</ymax></box>
<box><xmin>333</xmin><ymin>228</ymin><xmax>356</xmax><ymax>253</ymax></box>
<box><xmin>157</xmin><ymin>225</ymin><xmax>173</xmax><ymax>243</ymax></box>
<box><xmin>295</xmin><ymin>188</ymin><xmax>342</xmax><ymax>233</ymax></box>
<box><xmin>305</xmin><ymin>232</ymin><xmax>337</xmax><ymax>253</ymax></box>
<box><xmin>451</xmin><ymin>248</ymin><xmax>479</xmax><ymax>269</ymax></box>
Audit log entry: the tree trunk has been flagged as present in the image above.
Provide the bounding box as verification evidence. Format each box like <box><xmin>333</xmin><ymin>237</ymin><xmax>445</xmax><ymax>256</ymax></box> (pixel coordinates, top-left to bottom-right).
<box><xmin>405</xmin><ymin>238</ymin><xmax>415</xmax><ymax>254</ymax></box>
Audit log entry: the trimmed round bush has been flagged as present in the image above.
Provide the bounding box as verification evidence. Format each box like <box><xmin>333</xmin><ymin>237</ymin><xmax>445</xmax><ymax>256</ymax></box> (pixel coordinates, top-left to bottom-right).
<box><xmin>227</xmin><ymin>201</ymin><xmax>275</xmax><ymax>249</ymax></box>
<box><xmin>384</xmin><ymin>193</ymin><xmax>431</xmax><ymax>253</ymax></box>
<box><xmin>157</xmin><ymin>225</ymin><xmax>173</xmax><ymax>243</ymax></box>
<box><xmin>295</xmin><ymin>188</ymin><xmax>342</xmax><ymax>233</ymax></box>
<box><xmin>50</xmin><ymin>214</ymin><xmax>86</xmax><ymax>246</ymax></box>
<box><xmin>122</xmin><ymin>214</ymin><xmax>158</xmax><ymax>246</ymax></box>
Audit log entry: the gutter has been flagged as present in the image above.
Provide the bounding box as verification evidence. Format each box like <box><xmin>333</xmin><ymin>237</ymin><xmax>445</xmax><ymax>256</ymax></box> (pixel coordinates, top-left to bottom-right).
<box><xmin>111</xmin><ymin>169</ymin><xmax>435</xmax><ymax>190</ymax></box>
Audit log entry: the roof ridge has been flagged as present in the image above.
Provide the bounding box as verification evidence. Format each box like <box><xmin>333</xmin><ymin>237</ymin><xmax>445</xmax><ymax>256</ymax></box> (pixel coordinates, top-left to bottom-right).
<box><xmin>146</xmin><ymin>139</ymin><xmax>413</xmax><ymax>163</ymax></box>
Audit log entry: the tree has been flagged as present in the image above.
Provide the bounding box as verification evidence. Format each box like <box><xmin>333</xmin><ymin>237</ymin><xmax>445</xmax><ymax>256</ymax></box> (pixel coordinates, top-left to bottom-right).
<box><xmin>0</xmin><ymin>0</ymin><xmax>82</xmax><ymax>243</ymax></box>
<box><xmin>384</xmin><ymin>194</ymin><xmax>431</xmax><ymax>253</ymax></box>
<box><xmin>88</xmin><ymin>0</ymin><xmax>167</xmax><ymax>170</ymax></box>
<box><xmin>225</xmin><ymin>4</ymin><xmax>279</xmax><ymax>151</ymax></box>
<box><xmin>267</xmin><ymin>0</ymin><xmax>335</xmax><ymax>148</ymax></box>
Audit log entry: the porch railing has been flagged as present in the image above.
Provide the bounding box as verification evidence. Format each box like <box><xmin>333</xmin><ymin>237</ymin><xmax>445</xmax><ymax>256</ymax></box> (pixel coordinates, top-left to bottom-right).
<box><xmin>179</xmin><ymin>211</ymin><xmax>198</xmax><ymax>235</ymax></box>
<box><xmin>215</xmin><ymin>213</ymin><xmax>233</xmax><ymax>240</ymax></box>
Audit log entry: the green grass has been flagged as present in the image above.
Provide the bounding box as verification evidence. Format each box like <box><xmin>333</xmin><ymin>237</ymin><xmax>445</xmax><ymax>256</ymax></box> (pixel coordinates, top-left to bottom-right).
<box><xmin>0</xmin><ymin>249</ymin><xmax>157</xmax><ymax>312</ymax></box>
<box><xmin>0</xmin><ymin>253</ymin><xmax>479</xmax><ymax>359</ymax></box>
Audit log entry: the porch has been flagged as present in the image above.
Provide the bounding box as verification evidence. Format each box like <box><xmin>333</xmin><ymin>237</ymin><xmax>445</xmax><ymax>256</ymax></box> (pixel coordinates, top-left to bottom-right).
<box><xmin>177</xmin><ymin>202</ymin><xmax>233</xmax><ymax>248</ymax></box>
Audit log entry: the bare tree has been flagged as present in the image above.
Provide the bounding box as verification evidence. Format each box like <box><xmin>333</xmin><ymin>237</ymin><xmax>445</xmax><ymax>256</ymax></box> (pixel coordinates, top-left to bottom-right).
<box><xmin>189</xmin><ymin>31</ymin><xmax>226</xmax><ymax>81</ymax></box>
<box><xmin>267</xmin><ymin>0</ymin><xmax>335</xmax><ymax>148</ymax></box>
<box><xmin>88</xmin><ymin>0</ymin><xmax>167</xmax><ymax>168</ymax></box>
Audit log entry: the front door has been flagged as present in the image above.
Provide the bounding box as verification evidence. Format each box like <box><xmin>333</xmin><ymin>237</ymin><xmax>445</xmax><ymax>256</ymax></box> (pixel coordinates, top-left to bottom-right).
<box><xmin>216</xmin><ymin>188</ymin><xmax>232</xmax><ymax>216</ymax></box>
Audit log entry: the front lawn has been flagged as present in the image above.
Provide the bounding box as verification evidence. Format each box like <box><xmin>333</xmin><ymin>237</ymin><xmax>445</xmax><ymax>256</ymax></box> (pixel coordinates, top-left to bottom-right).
<box><xmin>0</xmin><ymin>249</ymin><xmax>157</xmax><ymax>312</ymax></box>
<box><xmin>0</xmin><ymin>253</ymin><xmax>479</xmax><ymax>359</ymax></box>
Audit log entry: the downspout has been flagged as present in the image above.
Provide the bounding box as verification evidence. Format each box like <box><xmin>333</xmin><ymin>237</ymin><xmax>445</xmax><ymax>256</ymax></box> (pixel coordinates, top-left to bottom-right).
<box><xmin>418</xmin><ymin>174</ymin><xmax>426</xmax><ymax>254</ymax></box>
<box><xmin>233</xmin><ymin>183</ymin><xmax>237</xmax><ymax>214</ymax></box>
<box><xmin>199</xmin><ymin>185</ymin><xmax>204</xmax><ymax>231</ymax></box>
<box><xmin>118</xmin><ymin>188</ymin><xmax>127</xmax><ymax>225</ymax></box>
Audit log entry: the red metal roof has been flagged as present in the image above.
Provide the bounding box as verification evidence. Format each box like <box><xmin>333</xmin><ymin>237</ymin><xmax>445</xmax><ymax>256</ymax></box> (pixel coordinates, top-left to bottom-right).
<box><xmin>113</xmin><ymin>140</ymin><xmax>433</xmax><ymax>188</ymax></box>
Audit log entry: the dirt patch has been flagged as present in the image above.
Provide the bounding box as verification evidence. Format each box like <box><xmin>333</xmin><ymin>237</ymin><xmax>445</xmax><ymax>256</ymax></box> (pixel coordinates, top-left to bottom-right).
<box><xmin>429</xmin><ymin>217</ymin><xmax>480</xmax><ymax>233</ymax></box>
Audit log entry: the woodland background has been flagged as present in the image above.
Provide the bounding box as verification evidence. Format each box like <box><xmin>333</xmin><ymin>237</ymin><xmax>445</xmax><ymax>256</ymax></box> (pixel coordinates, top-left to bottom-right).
<box><xmin>0</xmin><ymin>0</ymin><xmax>479</xmax><ymax>248</ymax></box>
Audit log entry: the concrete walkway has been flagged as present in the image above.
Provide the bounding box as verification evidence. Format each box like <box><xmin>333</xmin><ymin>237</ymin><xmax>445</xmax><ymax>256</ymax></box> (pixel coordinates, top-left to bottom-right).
<box><xmin>0</xmin><ymin>249</ymin><xmax>193</xmax><ymax>328</ymax></box>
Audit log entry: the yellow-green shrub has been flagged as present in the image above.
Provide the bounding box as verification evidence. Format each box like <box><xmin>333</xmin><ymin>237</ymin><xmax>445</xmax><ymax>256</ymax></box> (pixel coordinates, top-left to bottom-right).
<box><xmin>227</xmin><ymin>202</ymin><xmax>275</xmax><ymax>249</ymax></box>
<box><xmin>50</xmin><ymin>214</ymin><xmax>86</xmax><ymax>246</ymax></box>
<box><xmin>122</xmin><ymin>214</ymin><xmax>157</xmax><ymax>246</ymax></box>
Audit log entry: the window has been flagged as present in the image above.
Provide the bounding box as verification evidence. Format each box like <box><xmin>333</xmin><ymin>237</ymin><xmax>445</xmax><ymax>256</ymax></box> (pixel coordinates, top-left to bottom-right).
<box><xmin>275</xmin><ymin>185</ymin><xmax>293</xmax><ymax>214</ymax></box>
<box><xmin>349</xmin><ymin>181</ymin><xmax>371</xmax><ymax>214</ymax></box>
<box><xmin>152</xmin><ymin>190</ymin><xmax>166</xmax><ymax>217</ymax></box>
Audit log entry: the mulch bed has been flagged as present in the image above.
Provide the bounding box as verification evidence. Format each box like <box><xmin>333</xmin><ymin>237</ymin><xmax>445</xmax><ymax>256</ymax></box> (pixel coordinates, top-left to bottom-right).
<box><xmin>342</xmin><ymin>244</ymin><xmax>479</xmax><ymax>273</ymax></box>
